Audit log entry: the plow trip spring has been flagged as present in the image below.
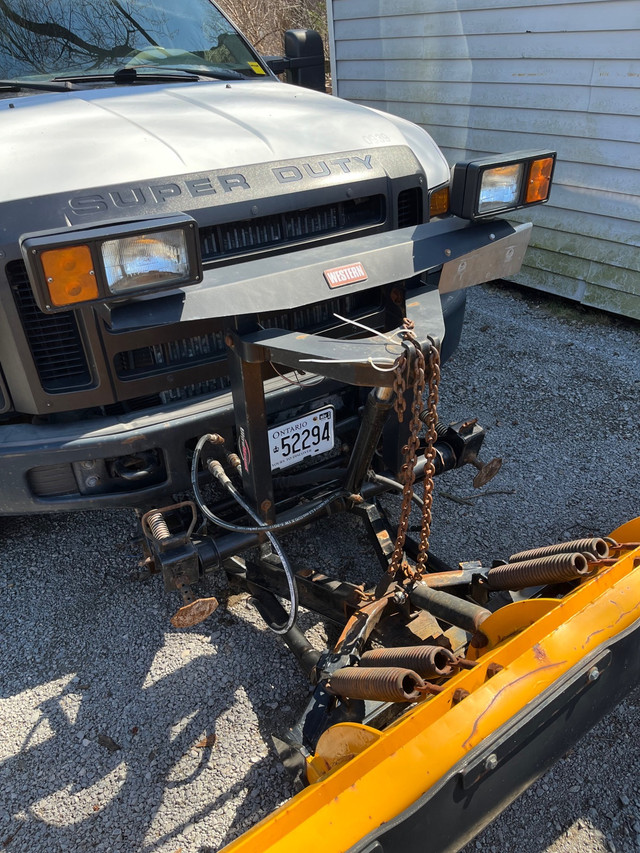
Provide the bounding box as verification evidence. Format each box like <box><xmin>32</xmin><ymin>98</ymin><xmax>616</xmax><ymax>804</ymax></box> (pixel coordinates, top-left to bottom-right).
<box><xmin>137</xmin><ymin>314</ymin><xmax>640</xmax><ymax>853</ymax></box>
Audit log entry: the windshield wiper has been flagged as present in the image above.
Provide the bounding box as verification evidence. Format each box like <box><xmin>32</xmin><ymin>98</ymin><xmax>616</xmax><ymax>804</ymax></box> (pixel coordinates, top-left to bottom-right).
<box><xmin>155</xmin><ymin>65</ymin><xmax>247</xmax><ymax>80</ymax></box>
<box><xmin>54</xmin><ymin>65</ymin><xmax>246</xmax><ymax>86</ymax></box>
<box><xmin>0</xmin><ymin>78</ymin><xmax>76</xmax><ymax>93</ymax></box>
<box><xmin>55</xmin><ymin>68</ymin><xmax>198</xmax><ymax>85</ymax></box>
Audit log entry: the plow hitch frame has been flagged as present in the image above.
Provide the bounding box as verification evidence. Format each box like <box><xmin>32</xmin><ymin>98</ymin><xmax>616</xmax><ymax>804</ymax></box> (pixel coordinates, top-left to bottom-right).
<box><xmin>134</xmin><ymin>289</ymin><xmax>640</xmax><ymax>853</ymax></box>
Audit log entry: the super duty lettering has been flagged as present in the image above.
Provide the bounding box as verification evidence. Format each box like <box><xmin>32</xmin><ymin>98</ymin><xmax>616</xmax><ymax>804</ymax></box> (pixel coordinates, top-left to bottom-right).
<box><xmin>68</xmin><ymin>173</ymin><xmax>251</xmax><ymax>215</ymax></box>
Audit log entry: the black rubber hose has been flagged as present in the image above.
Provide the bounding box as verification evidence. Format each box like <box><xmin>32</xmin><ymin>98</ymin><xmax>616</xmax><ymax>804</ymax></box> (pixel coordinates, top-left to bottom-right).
<box><xmin>191</xmin><ymin>434</ymin><xmax>347</xmax><ymax>535</ymax></box>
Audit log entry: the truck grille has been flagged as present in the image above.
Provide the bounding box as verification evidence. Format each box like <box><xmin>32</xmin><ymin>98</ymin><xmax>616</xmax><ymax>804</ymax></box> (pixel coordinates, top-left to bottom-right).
<box><xmin>260</xmin><ymin>291</ymin><xmax>375</xmax><ymax>333</ymax></box>
<box><xmin>397</xmin><ymin>188</ymin><xmax>422</xmax><ymax>228</ymax></box>
<box><xmin>115</xmin><ymin>292</ymin><xmax>377</xmax><ymax>381</ymax></box>
<box><xmin>199</xmin><ymin>195</ymin><xmax>385</xmax><ymax>262</ymax></box>
<box><xmin>5</xmin><ymin>186</ymin><xmax>418</xmax><ymax>408</ymax></box>
<box><xmin>116</xmin><ymin>332</ymin><xmax>227</xmax><ymax>378</ymax></box>
<box><xmin>7</xmin><ymin>260</ymin><xmax>91</xmax><ymax>392</ymax></box>
<box><xmin>106</xmin><ymin>379</ymin><xmax>234</xmax><ymax>411</ymax></box>
<box><xmin>98</xmin><ymin>378</ymin><xmax>233</xmax><ymax>417</ymax></box>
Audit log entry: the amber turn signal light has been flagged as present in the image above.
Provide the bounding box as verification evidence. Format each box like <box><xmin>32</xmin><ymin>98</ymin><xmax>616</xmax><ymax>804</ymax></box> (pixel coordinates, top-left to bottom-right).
<box><xmin>40</xmin><ymin>245</ymin><xmax>98</xmax><ymax>307</ymax></box>
<box><xmin>429</xmin><ymin>186</ymin><xmax>450</xmax><ymax>217</ymax></box>
<box><xmin>525</xmin><ymin>157</ymin><xmax>554</xmax><ymax>204</ymax></box>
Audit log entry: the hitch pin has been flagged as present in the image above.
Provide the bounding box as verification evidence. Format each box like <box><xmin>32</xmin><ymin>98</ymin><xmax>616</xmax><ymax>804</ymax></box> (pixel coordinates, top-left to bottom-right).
<box><xmin>453</xmin><ymin>656</ymin><xmax>478</xmax><ymax>670</ymax></box>
<box><xmin>415</xmin><ymin>682</ymin><xmax>446</xmax><ymax>696</ymax></box>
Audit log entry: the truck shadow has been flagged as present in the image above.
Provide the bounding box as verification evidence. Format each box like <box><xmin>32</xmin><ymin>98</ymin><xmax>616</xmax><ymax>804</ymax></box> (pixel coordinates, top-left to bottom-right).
<box><xmin>0</xmin><ymin>508</ymin><xmax>321</xmax><ymax>853</ymax></box>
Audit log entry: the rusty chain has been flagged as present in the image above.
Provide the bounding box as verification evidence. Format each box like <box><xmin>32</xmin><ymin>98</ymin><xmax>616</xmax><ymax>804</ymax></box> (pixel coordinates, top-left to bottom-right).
<box><xmin>387</xmin><ymin>320</ymin><xmax>440</xmax><ymax>580</ymax></box>
<box><xmin>416</xmin><ymin>338</ymin><xmax>440</xmax><ymax>575</ymax></box>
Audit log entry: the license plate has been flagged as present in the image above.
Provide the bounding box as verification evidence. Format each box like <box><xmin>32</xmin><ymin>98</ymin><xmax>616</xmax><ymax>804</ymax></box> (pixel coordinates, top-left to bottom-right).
<box><xmin>268</xmin><ymin>406</ymin><xmax>335</xmax><ymax>470</ymax></box>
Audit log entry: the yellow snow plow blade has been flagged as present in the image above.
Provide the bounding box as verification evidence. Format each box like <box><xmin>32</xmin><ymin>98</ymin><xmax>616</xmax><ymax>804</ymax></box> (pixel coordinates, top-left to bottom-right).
<box><xmin>223</xmin><ymin>521</ymin><xmax>640</xmax><ymax>853</ymax></box>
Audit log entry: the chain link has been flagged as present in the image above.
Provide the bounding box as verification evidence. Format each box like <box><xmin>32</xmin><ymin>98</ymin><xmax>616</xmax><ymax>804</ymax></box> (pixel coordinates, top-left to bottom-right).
<box><xmin>392</xmin><ymin>353</ymin><xmax>408</xmax><ymax>423</ymax></box>
<box><xmin>416</xmin><ymin>341</ymin><xmax>440</xmax><ymax>575</ymax></box>
<box><xmin>387</xmin><ymin>322</ymin><xmax>440</xmax><ymax>580</ymax></box>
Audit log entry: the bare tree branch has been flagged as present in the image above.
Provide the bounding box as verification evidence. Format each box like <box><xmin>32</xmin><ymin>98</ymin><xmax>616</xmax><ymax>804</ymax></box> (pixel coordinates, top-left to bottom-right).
<box><xmin>215</xmin><ymin>0</ymin><xmax>326</xmax><ymax>56</ymax></box>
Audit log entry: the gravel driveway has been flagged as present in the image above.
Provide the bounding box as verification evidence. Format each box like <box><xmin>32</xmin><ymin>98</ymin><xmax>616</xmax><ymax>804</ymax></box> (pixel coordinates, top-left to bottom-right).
<box><xmin>1</xmin><ymin>281</ymin><xmax>639</xmax><ymax>853</ymax></box>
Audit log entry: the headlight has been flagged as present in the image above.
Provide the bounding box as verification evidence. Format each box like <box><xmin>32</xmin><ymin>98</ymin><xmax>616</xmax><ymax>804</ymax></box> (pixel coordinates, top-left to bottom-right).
<box><xmin>450</xmin><ymin>150</ymin><xmax>556</xmax><ymax>220</ymax></box>
<box><xmin>477</xmin><ymin>163</ymin><xmax>523</xmax><ymax>215</ymax></box>
<box><xmin>21</xmin><ymin>214</ymin><xmax>202</xmax><ymax>312</ymax></box>
<box><xmin>102</xmin><ymin>230</ymin><xmax>191</xmax><ymax>294</ymax></box>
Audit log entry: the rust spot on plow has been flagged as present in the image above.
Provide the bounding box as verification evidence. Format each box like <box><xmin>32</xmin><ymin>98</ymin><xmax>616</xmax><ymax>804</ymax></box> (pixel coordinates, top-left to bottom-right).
<box><xmin>533</xmin><ymin>643</ymin><xmax>548</xmax><ymax>662</ymax></box>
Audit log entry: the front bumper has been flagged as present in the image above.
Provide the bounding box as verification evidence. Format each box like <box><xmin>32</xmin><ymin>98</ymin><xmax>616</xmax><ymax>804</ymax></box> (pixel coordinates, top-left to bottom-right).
<box><xmin>0</xmin><ymin>217</ymin><xmax>528</xmax><ymax>514</ymax></box>
<box><xmin>0</xmin><ymin>374</ymin><xmax>351</xmax><ymax>514</ymax></box>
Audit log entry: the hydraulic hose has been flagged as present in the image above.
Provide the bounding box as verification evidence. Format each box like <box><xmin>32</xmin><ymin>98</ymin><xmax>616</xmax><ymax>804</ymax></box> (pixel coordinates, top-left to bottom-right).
<box><xmin>190</xmin><ymin>435</ymin><xmax>299</xmax><ymax>634</ymax></box>
<box><xmin>191</xmin><ymin>434</ymin><xmax>348</xmax><ymax>634</ymax></box>
<box><xmin>190</xmin><ymin>434</ymin><xmax>347</xmax><ymax>535</ymax></box>
<box><xmin>223</xmin><ymin>482</ymin><xmax>299</xmax><ymax>635</ymax></box>
<box><xmin>369</xmin><ymin>472</ymin><xmax>424</xmax><ymax>510</ymax></box>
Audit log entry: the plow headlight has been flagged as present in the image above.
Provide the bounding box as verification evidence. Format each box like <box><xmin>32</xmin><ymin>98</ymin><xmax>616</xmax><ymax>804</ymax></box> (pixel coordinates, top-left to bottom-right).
<box><xmin>450</xmin><ymin>150</ymin><xmax>556</xmax><ymax>220</ymax></box>
<box><xmin>102</xmin><ymin>229</ymin><xmax>191</xmax><ymax>294</ymax></box>
<box><xmin>21</xmin><ymin>214</ymin><xmax>202</xmax><ymax>312</ymax></box>
<box><xmin>477</xmin><ymin>163</ymin><xmax>523</xmax><ymax>215</ymax></box>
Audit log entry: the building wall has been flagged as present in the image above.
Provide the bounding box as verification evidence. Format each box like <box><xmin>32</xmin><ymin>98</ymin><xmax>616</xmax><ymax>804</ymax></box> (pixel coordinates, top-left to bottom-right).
<box><xmin>327</xmin><ymin>0</ymin><xmax>640</xmax><ymax>319</ymax></box>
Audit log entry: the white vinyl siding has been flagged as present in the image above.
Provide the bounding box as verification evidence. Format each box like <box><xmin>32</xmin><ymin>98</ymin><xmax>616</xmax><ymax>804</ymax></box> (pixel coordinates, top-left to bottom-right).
<box><xmin>327</xmin><ymin>0</ymin><xmax>640</xmax><ymax>319</ymax></box>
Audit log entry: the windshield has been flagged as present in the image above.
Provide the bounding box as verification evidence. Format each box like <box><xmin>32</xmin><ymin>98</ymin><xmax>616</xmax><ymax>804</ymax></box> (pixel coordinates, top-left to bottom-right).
<box><xmin>0</xmin><ymin>0</ymin><xmax>267</xmax><ymax>80</ymax></box>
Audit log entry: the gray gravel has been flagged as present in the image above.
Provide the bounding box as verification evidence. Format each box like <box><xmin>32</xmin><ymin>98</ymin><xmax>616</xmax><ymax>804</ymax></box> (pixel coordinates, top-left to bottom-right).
<box><xmin>1</xmin><ymin>281</ymin><xmax>639</xmax><ymax>853</ymax></box>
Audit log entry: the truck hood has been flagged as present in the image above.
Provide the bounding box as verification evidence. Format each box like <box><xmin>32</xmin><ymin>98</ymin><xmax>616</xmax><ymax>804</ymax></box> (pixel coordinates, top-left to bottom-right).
<box><xmin>0</xmin><ymin>79</ymin><xmax>450</xmax><ymax>203</ymax></box>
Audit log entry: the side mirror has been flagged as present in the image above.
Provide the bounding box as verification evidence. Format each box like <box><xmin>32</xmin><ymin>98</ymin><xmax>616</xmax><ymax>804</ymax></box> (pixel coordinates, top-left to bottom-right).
<box><xmin>265</xmin><ymin>29</ymin><xmax>325</xmax><ymax>92</ymax></box>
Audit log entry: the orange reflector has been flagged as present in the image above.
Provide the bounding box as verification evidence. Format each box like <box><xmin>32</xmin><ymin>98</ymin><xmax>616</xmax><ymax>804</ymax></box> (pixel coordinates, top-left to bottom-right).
<box><xmin>526</xmin><ymin>157</ymin><xmax>554</xmax><ymax>204</ymax></box>
<box><xmin>40</xmin><ymin>245</ymin><xmax>98</xmax><ymax>307</ymax></box>
<box><xmin>429</xmin><ymin>186</ymin><xmax>450</xmax><ymax>217</ymax></box>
